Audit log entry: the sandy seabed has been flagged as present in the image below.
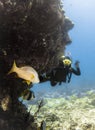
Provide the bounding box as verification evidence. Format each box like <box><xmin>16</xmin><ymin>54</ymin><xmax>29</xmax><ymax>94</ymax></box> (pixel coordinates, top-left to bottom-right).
<box><xmin>28</xmin><ymin>90</ymin><xmax>95</xmax><ymax>130</ymax></box>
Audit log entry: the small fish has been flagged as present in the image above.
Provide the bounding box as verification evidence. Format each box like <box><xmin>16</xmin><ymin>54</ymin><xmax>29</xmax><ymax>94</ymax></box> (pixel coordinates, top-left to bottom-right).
<box><xmin>37</xmin><ymin>121</ymin><xmax>50</xmax><ymax>130</ymax></box>
<box><xmin>8</xmin><ymin>61</ymin><xmax>40</xmax><ymax>85</ymax></box>
<box><xmin>21</xmin><ymin>89</ymin><xmax>35</xmax><ymax>100</ymax></box>
<box><xmin>40</xmin><ymin>120</ymin><xmax>46</xmax><ymax>130</ymax></box>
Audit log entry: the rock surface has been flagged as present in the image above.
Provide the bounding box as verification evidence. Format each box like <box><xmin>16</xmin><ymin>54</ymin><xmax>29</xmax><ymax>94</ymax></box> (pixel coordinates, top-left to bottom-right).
<box><xmin>0</xmin><ymin>0</ymin><xmax>73</xmax><ymax>129</ymax></box>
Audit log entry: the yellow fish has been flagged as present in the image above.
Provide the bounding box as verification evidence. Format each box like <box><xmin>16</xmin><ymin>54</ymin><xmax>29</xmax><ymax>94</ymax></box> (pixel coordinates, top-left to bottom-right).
<box><xmin>8</xmin><ymin>61</ymin><xmax>40</xmax><ymax>85</ymax></box>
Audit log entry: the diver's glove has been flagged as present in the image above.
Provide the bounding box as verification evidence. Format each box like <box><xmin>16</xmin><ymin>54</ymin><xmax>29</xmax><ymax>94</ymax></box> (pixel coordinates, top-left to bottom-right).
<box><xmin>75</xmin><ymin>60</ymin><xmax>80</xmax><ymax>68</ymax></box>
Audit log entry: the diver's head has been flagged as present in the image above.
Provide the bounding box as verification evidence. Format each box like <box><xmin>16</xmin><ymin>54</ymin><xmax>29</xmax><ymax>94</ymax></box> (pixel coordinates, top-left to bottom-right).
<box><xmin>60</xmin><ymin>56</ymin><xmax>72</xmax><ymax>67</ymax></box>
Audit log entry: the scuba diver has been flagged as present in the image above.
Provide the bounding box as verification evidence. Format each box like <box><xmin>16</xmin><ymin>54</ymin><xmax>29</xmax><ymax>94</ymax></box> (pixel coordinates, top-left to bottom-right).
<box><xmin>40</xmin><ymin>56</ymin><xmax>81</xmax><ymax>86</ymax></box>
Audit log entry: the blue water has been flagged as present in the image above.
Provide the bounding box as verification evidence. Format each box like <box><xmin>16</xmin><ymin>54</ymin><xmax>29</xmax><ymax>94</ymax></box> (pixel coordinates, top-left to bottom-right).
<box><xmin>29</xmin><ymin>0</ymin><xmax>95</xmax><ymax>101</ymax></box>
<box><xmin>63</xmin><ymin>0</ymin><xmax>95</xmax><ymax>86</ymax></box>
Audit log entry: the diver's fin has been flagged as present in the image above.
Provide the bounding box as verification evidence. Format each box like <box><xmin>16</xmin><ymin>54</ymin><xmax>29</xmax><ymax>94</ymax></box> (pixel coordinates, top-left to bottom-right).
<box><xmin>7</xmin><ymin>60</ymin><xmax>17</xmax><ymax>75</ymax></box>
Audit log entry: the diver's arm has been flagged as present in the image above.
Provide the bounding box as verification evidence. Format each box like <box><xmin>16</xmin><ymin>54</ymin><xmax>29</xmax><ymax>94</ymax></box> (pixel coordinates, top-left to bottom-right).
<box><xmin>71</xmin><ymin>61</ymin><xmax>81</xmax><ymax>75</ymax></box>
<box><xmin>71</xmin><ymin>67</ymin><xmax>81</xmax><ymax>75</ymax></box>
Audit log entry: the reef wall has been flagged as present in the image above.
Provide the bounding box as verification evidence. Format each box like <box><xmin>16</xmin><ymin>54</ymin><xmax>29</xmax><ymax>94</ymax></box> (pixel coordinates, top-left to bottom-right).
<box><xmin>0</xmin><ymin>0</ymin><xmax>74</xmax><ymax>129</ymax></box>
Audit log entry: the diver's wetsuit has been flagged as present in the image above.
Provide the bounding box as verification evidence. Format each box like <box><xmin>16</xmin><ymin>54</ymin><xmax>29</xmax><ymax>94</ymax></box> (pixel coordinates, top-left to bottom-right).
<box><xmin>49</xmin><ymin>65</ymin><xmax>81</xmax><ymax>86</ymax></box>
<box><xmin>39</xmin><ymin>64</ymin><xmax>81</xmax><ymax>86</ymax></box>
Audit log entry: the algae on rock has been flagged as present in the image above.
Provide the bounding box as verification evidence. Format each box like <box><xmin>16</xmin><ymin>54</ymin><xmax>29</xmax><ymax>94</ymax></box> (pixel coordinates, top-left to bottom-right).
<box><xmin>0</xmin><ymin>0</ymin><xmax>73</xmax><ymax>129</ymax></box>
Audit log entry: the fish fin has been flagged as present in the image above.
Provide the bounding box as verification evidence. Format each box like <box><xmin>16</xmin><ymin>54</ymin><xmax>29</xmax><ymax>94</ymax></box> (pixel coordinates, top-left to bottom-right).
<box><xmin>31</xmin><ymin>92</ymin><xmax>34</xmax><ymax>99</ymax></box>
<box><xmin>7</xmin><ymin>60</ymin><xmax>17</xmax><ymax>75</ymax></box>
<box><xmin>26</xmin><ymin>80</ymin><xmax>31</xmax><ymax>85</ymax></box>
<box><xmin>22</xmin><ymin>80</ymin><xmax>31</xmax><ymax>85</ymax></box>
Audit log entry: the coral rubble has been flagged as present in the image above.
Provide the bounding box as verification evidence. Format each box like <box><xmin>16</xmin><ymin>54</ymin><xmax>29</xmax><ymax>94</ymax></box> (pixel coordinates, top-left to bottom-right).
<box><xmin>28</xmin><ymin>91</ymin><xmax>95</xmax><ymax>130</ymax></box>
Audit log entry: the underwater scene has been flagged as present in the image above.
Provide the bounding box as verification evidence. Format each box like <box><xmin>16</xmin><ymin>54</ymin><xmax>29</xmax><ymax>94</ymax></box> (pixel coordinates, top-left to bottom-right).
<box><xmin>0</xmin><ymin>0</ymin><xmax>95</xmax><ymax>130</ymax></box>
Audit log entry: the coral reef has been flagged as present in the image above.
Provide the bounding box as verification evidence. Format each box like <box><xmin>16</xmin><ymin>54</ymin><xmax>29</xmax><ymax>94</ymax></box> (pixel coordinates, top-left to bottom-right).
<box><xmin>28</xmin><ymin>91</ymin><xmax>95</xmax><ymax>130</ymax></box>
<box><xmin>0</xmin><ymin>0</ymin><xmax>73</xmax><ymax>129</ymax></box>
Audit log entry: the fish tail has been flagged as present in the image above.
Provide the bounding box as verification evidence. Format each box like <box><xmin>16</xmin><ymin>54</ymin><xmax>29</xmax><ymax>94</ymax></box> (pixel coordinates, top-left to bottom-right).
<box><xmin>7</xmin><ymin>60</ymin><xmax>17</xmax><ymax>75</ymax></box>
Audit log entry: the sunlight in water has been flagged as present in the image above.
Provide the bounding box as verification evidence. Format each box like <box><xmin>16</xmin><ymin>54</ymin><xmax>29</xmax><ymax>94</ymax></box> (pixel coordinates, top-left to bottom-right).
<box><xmin>63</xmin><ymin>0</ymin><xmax>95</xmax><ymax>17</ymax></box>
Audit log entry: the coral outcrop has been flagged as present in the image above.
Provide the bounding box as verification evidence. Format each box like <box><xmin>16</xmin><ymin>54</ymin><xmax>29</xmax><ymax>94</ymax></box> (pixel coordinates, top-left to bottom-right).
<box><xmin>0</xmin><ymin>0</ymin><xmax>73</xmax><ymax>129</ymax></box>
